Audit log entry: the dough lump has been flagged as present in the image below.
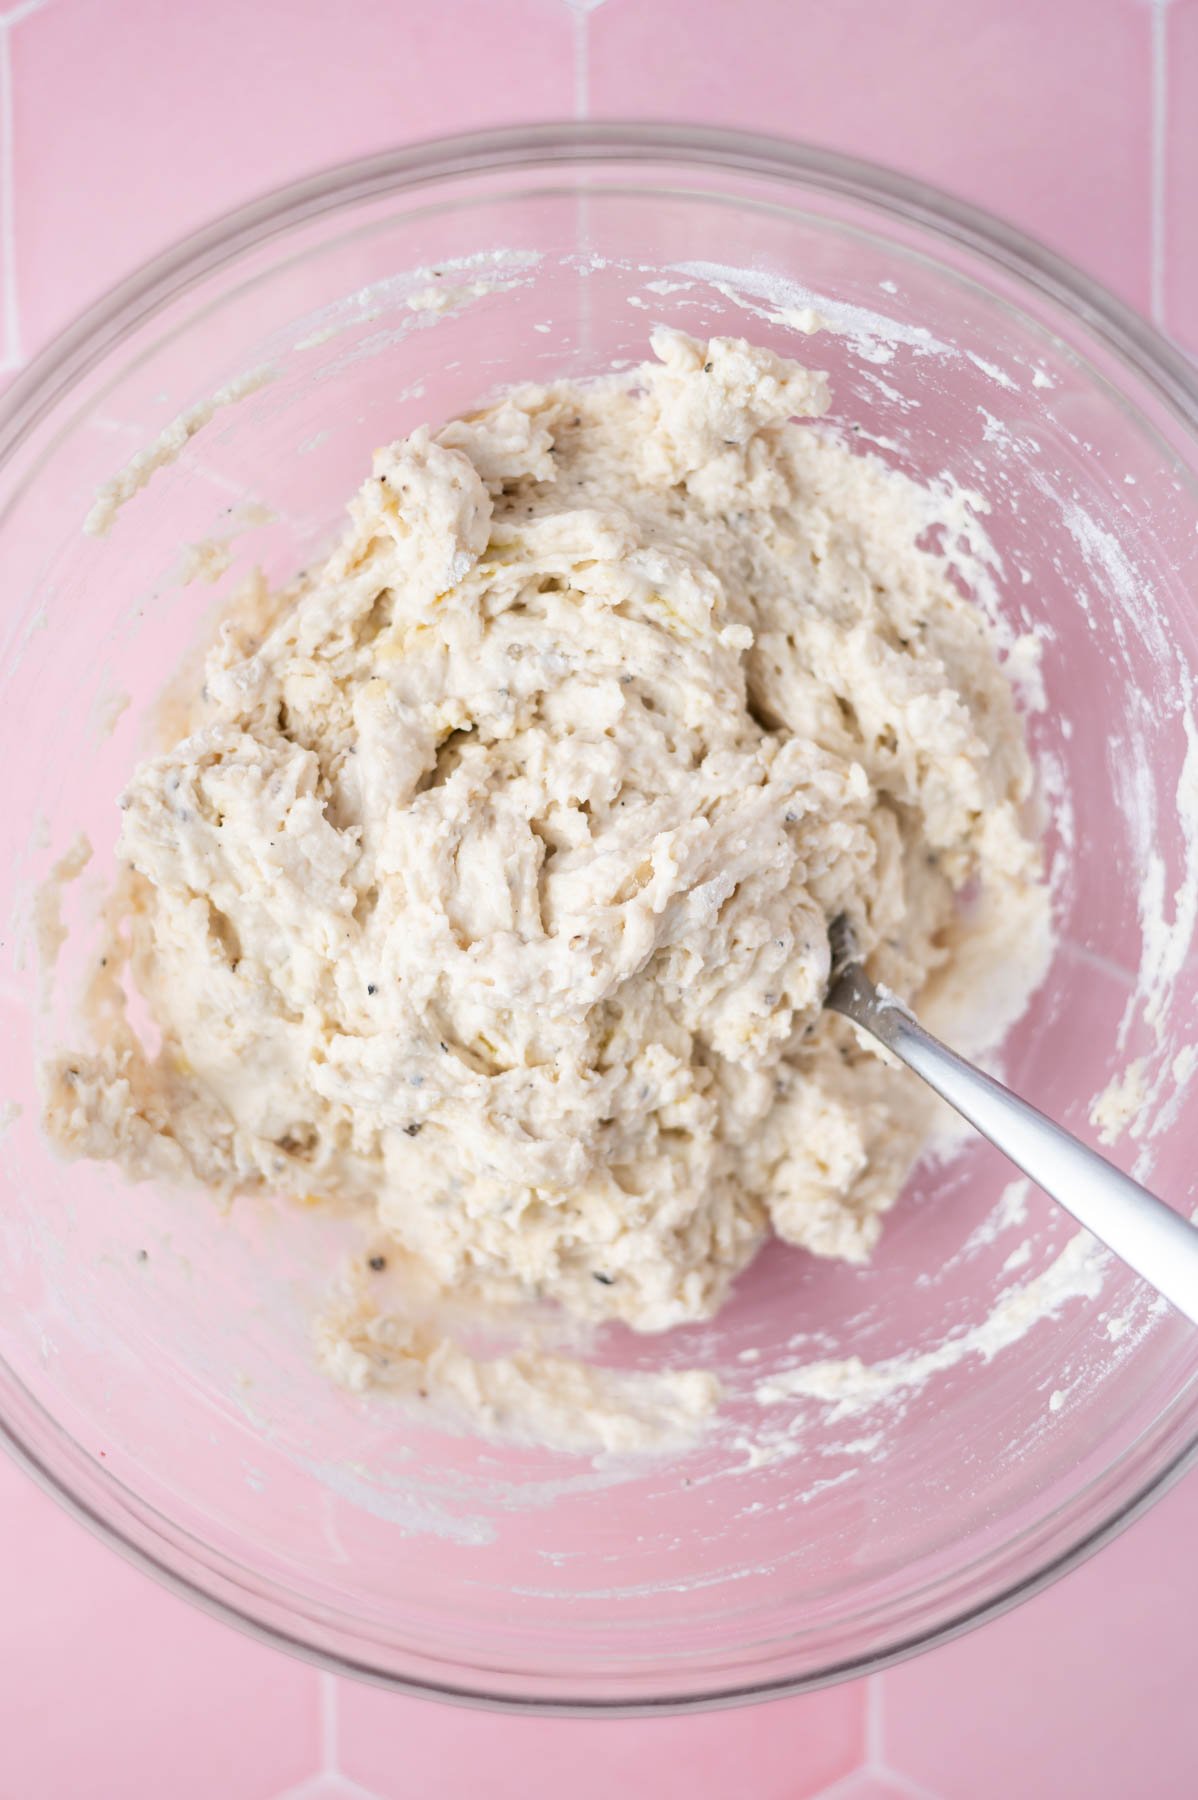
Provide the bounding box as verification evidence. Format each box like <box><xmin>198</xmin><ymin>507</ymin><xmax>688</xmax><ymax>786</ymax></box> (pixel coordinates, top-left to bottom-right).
<box><xmin>45</xmin><ymin>329</ymin><xmax>1045</xmax><ymax>1341</ymax></box>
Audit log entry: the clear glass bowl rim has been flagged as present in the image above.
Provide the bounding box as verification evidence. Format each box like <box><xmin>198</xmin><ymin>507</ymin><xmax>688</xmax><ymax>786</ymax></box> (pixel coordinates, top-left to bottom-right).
<box><xmin>2</xmin><ymin>119</ymin><xmax>1197</xmax><ymax>1715</ymax></box>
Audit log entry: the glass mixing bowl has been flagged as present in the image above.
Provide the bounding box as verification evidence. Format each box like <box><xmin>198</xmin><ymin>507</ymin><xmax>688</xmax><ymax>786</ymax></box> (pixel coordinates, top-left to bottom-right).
<box><xmin>2</xmin><ymin>124</ymin><xmax>1197</xmax><ymax>1713</ymax></box>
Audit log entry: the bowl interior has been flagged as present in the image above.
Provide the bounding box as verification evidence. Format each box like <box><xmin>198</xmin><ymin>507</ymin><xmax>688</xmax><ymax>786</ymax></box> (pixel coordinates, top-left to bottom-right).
<box><xmin>2</xmin><ymin>136</ymin><xmax>1197</xmax><ymax>1707</ymax></box>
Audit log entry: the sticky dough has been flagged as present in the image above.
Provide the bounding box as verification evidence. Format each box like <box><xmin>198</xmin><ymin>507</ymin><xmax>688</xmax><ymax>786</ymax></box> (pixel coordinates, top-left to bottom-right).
<box><xmin>45</xmin><ymin>329</ymin><xmax>1047</xmax><ymax>1347</ymax></box>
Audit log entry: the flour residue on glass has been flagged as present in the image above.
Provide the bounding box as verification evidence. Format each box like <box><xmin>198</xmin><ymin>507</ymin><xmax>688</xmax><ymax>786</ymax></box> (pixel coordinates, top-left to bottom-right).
<box><xmin>36</xmin><ymin>244</ymin><xmax>1198</xmax><ymax>1550</ymax></box>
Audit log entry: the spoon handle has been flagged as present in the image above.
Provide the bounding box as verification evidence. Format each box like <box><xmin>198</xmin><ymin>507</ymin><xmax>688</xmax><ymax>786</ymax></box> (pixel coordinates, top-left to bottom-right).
<box><xmin>828</xmin><ymin>963</ymin><xmax>1198</xmax><ymax>1328</ymax></box>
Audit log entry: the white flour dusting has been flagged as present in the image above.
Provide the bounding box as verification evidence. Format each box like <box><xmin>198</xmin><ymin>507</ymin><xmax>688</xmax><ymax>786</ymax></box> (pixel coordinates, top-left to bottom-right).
<box><xmin>35</xmin><ymin>243</ymin><xmax>1198</xmax><ymax>1551</ymax></box>
<box><xmin>1091</xmin><ymin>1058</ymin><xmax>1150</xmax><ymax>1145</ymax></box>
<box><xmin>755</xmin><ymin>1231</ymin><xmax>1107</xmax><ymax>1422</ymax></box>
<box><xmin>960</xmin><ymin>1178</ymin><xmax>1031</xmax><ymax>1255</ymax></box>
<box><xmin>669</xmin><ymin>259</ymin><xmax>951</xmax><ymax>366</ymax></box>
<box><xmin>84</xmin><ymin>367</ymin><xmax>277</xmax><ymax>538</ymax></box>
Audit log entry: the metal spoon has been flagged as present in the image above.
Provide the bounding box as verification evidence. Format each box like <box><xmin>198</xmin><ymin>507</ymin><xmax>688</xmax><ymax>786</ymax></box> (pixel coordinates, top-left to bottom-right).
<box><xmin>826</xmin><ymin>914</ymin><xmax>1198</xmax><ymax>1327</ymax></box>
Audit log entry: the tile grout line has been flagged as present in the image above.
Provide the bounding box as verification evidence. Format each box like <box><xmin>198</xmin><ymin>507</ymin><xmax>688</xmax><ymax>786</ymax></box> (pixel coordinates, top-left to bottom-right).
<box><xmin>320</xmin><ymin>1671</ymin><xmax>340</xmax><ymax>1777</ymax></box>
<box><xmin>265</xmin><ymin>1775</ymin><xmax>387</xmax><ymax>1800</ymax></box>
<box><xmin>883</xmin><ymin>1773</ymin><xmax>946</xmax><ymax>1800</ymax></box>
<box><xmin>0</xmin><ymin>1</ymin><xmax>52</xmax><ymax>25</ymax></box>
<box><xmin>865</xmin><ymin>1673</ymin><xmax>884</xmax><ymax>1767</ymax></box>
<box><xmin>806</xmin><ymin>1773</ymin><xmax>870</xmax><ymax>1800</ymax></box>
<box><xmin>1149</xmin><ymin>0</ymin><xmax>1169</xmax><ymax>329</ymax></box>
<box><xmin>804</xmin><ymin>1678</ymin><xmax>889</xmax><ymax>1800</ymax></box>
<box><xmin>867</xmin><ymin>1674</ymin><xmax>948</xmax><ymax>1800</ymax></box>
<box><xmin>572</xmin><ymin>5</ymin><xmax>589</xmax><ymax>121</ymax></box>
<box><xmin>0</xmin><ymin>18</ymin><xmax>21</xmax><ymax>367</ymax></box>
<box><xmin>1060</xmin><ymin>936</ymin><xmax>1138</xmax><ymax>991</ymax></box>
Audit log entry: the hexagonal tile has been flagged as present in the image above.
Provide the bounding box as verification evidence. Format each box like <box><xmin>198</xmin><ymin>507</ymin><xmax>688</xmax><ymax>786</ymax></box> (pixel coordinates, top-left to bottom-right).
<box><xmin>0</xmin><ymin>21</ymin><xmax>17</xmax><ymax>372</ymax></box>
<box><xmin>272</xmin><ymin>1780</ymin><xmax>378</xmax><ymax>1800</ymax></box>
<box><xmin>1164</xmin><ymin>0</ymin><xmax>1198</xmax><ymax>350</ymax></box>
<box><xmin>588</xmin><ymin>0</ymin><xmax>1154</xmax><ymax>316</ymax></box>
<box><xmin>822</xmin><ymin>1777</ymin><xmax>935</xmax><ymax>1800</ymax></box>
<box><xmin>338</xmin><ymin>1675</ymin><xmax>865</xmax><ymax>1800</ymax></box>
<box><xmin>0</xmin><ymin>1451</ymin><xmax>321</xmax><ymax>1798</ymax></box>
<box><xmin>880</xmin><ymin>1467</ymin><xmax>1198</xmax><ymax>1799</ymax></box>
<box><xmin>9</xmin><ymin>0</ymin><xmax>573</xmax><ymax>360</ymax></box>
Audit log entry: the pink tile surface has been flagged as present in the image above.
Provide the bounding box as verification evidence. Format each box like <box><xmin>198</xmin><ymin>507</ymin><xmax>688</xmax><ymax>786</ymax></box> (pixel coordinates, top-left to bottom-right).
<box><xmin>9</xmin><ymin>0</ymin><xmax>572</xmax><ymax>358</ymax></box>
<box><xmin>4</xmin><ymin>1436</ymin><xmax>1198</xmax><ymax>1799</ymax></box>
<box><xmin>588</xmin><ymin>0</ymin><xmax>1156</xmax><ymax>316</ymax></box>
<box><xmin>339</xmin><ymin>1679</ymin><xmax>863</xmax><ymax>1800</ymax></box>
<box><xmin>2</xmin><ymin>1</ymin><xmax>1196</xmax><ymax>1796</ymax></box>
<box><xmin>1166</xmin><ymin>0</ymin><xmax>1198</xmax><ymax>350</ymax></box>
<box><xmin>0</xmin><ymin>1452</ymin><xmax>320</xmax><ymax>1800</ymax></box>
<box><xmin>829</xmin><ymin>1783</ymin><xmax>932</xmax><ymax>1800</ymax></box>
<box><xmin>881</xmin><ymin>1470</ymin><xmax>1198</xmax><ymax>1800</ymax></box>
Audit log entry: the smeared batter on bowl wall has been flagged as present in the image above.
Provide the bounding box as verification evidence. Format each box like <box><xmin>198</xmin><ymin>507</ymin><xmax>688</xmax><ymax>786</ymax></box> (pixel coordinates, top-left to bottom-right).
<box><xmin>43</xmin><ymin>329</ymin><xmax>1049</xmax><ymax>1443</ymax></box>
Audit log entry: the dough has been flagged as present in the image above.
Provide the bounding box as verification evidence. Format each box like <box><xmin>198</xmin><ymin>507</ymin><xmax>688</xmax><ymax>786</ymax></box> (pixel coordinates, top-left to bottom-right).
<box><xmin>45</xmin><ymin>329</ymin><xmax>1046</xmax><ymax>1354</ymax></box>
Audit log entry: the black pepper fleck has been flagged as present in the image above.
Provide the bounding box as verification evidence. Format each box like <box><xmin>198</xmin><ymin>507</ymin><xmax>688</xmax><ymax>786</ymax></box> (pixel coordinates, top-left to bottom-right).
<box><xmin>366</xmin><ymin>984</ymin><xmax>377</xmax><ymax>996</ymax></box>
<box><xmin>136</xmin><ymin>1249</ymin><xmax>148</xmax><ymax>1264</ymax></box>
<box><xmin>368</xmin><ymin>1254</ymin><xmax>387</xmax><ymax>1272</ymax></box>
<box><xmin>592</xmin><ymin>1271</ymin><xmax>615</xmax><ymax>1286</ymax></box>
<box><xmin>403</xmin><ymin>1122</ymin><xmax>423</xmax><ymax>1137</ymax></box>
<box><xmin>704</xmin><ymin>362</ymin><xmax>713</xmax><ymax>372</ymax></box>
